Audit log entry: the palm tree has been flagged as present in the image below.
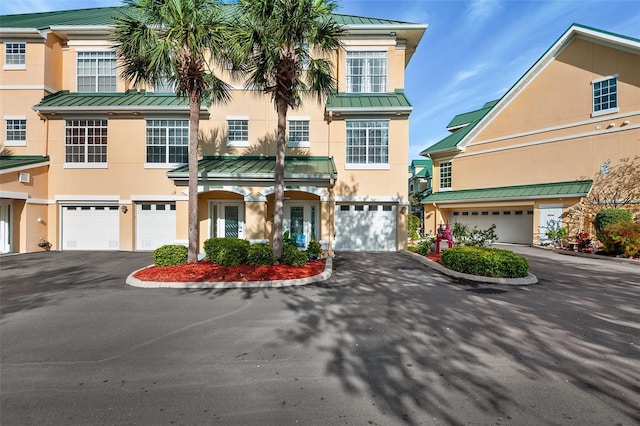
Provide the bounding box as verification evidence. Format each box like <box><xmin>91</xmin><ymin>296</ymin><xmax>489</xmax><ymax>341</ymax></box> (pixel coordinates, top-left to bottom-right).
<box><xmin>113</xmin><ymin>0</ymin><xmax>231</xmax><ymax>263</ymax></box>
<box><xmin>230</xmin><ymin>0</ymin><xmax>343</xmax><ymax>260</ymax></box>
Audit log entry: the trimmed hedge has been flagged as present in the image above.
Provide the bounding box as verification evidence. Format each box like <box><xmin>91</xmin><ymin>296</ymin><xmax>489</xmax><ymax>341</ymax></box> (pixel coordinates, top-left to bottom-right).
<box><xmin>247</xmin><ymin>243</ymin><xmax>276</xmax><ymax>266</ymax></box>
<box><xmin>153</xmin><ymin>244</ymin><xmax>188</xmax><ymax>267</ymax></box>
<box><xmin>282</xmin><ymin>243</ymin><xmax>308</xmax><ymax>266</ymax></box>
<box><xmin>440</xmin><ymin>246</ymin><xmax>529</xmax><ymax>278</ymax></box>
<box><xmin>204</xmin><ymin>238</ymin><xmax>250</xmax><ymax>266</ymax></box>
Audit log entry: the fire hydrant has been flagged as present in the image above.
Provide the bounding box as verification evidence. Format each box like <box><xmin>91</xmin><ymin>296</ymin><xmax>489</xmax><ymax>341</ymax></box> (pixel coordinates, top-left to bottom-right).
<box><xmin>435</xmin><ymin>223</ymin><xmax>453</xmax><ymax>255</ymax></box>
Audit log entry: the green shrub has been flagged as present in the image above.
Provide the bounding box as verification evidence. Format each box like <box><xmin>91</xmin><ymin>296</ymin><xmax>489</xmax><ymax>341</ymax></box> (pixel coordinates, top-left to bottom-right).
<box><xmin>247</xmin><ymin>243</ymin><xmax>276</xmax><ymax>266</ymax></box>
<box><xmin>440</xmin><ymin>246</ymin><xmax>529</xmax><ymax>278</ymax></box>
<box><xmin>452</xmin><ymin>222</ymin><xmax>498</xmax><ymax>246</ymax></box>
<box><xmin>204</xmin><ymin>238</ymin><xmax>249</xmax><ymax>266</ymax></box>
<box><xmin>408</xmin><ymin>214</ymin><xmax>420</xmax><ymax>240</ymax></box>
<box><xmin>282</xmin><ymin>243</ymin><xmax>308</xmax><ymax>266</ymax></box>
<box><xmin>602</xmin><ymin>221</ymin><xmax>640</xmax><ymax>257</ymax></box>
<box><xmin>415</xmin><ymin>238</ymin><xmax>433</xmax><ymax>255</ymax></box>
<box><xmin>306</xmin><ymin>240</ymin><xmax>322</xmax><ymax>260</ymax></box>
<box><xmin>153</xmin><ymin>244</ymin><xmax>188</xmax><ymax>267</ymax></box>
<box><xmin>407</xmin><ymin>245</ymin><xmax>419</xmax><ymax>253</ymax></box>
<box><xmin>594</xmin><ymin>209</ymin><xmax>633</xmax><ymax>244</ymax></box>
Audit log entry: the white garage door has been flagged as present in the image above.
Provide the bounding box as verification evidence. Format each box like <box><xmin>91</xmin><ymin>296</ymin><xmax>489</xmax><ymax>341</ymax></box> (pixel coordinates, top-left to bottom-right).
<box><xmin>136</xmin><ymin>202</ymin><xmax>177</xmax><ymax>251</ymax></box>
<box><xmin>335</xmin><ymin>204</ymin><xmax>397</xmax><ymax>251</ymax></box>
<box><xmin>62</xmin><ymin>205</ymin><xmax>119</xmax><ymax>250</ymax></box>
<box><xmin>450</xmin><ymin>209</ymin><xmax>533</xmax><ymax>244</ymax></box>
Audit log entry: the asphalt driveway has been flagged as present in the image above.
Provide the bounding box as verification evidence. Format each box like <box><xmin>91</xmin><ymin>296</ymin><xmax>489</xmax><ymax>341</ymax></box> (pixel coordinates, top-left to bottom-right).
<box><xmin>1</xmin><ymin>248</ymin><xmax>639</xmax><ymax>425</ymax></box>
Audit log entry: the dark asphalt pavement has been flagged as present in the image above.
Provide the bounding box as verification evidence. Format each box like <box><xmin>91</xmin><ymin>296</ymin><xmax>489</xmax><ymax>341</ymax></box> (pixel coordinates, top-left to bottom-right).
<box><xmin>1</xmin><ymin>247</ymin><xmax>639</xmax><ymax>425</ymax></box>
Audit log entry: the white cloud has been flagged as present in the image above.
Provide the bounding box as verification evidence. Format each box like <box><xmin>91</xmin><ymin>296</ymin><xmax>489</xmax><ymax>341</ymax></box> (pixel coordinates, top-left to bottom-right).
<box><xmin>466</xmin><ymin>0</ymin><xmax>502</xmax><ymax>23</ymax></box>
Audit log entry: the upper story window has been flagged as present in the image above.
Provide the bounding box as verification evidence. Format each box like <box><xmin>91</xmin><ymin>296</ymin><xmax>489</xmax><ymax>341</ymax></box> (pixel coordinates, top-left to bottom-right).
<box><xmin>592</xmin><ymin>75</ymin><xmax>618</xmax><ymax>116</ymax></box>
<box><xmin>346</xmin><ymin>121</ymin><xmax>388</xmax><ymax>167</ymax></box>
<box><xmin>288</xmin><ymin>119</ymin><xmax>310</xmax><ymax>147</ymax></box>
<box><xmin>227</xmin><ymin>119</ymin><xmax>249</xmax><ymax>147</ymax></box>
<box><xmin>440</xmin><ymin>161</ymin><xmax>452</xmax><ymax>190</ymax></box>
<box><xmin>5</xmin><ymin>117</ymin><xmax>26</xmax><ymax>147</ymax></box>
<box><xmin>77</xmin><ymin>51</ymin><xmax>117</xmax><ymax>93</ymax></box>
<box><xmin>65</xmin><ymin>119</ymin><xmax>108</xmax><ymax>167</ymax></box>
<box><xmin>146</xmin><ymin>119</ymin><xmax>188</xmax><ymax>165</ymax></box>
<box><xmin>4</xmin><ymin>42</ymin><xmax>26</xmax><ymax>70</ymax></box>
<box><xmin>346</xmin><ymin>51</ymin><xmax>386</xmax><ymax>93</ymax></box>
<box><xmin>153</xmin><ymin>78</ymin><xmax>175</xmax><ymax>93</ymax></box>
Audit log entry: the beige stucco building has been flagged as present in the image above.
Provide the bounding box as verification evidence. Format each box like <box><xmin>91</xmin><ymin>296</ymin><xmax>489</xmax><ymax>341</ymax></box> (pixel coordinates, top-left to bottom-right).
<box><xmin>0</xmin><ymin>6</ymin><xmax>427</xmax><ymax>254</ymax></box>
<box><xmin>420</xmin><ymin>24</ymin><xmax>640</xmax><ymax>244</ymax></box>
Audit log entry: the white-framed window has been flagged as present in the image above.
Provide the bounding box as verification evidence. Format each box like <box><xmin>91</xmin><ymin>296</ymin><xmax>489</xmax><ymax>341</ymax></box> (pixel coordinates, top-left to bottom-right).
<box><xmin>77</xmin><ymin>51</ymin><xmax>117</xmax><ymax>93</ymax></box>
<box><xmin>288</xmin><ymin>119</ymin><xmax>310</xmax><ymax>147</ymax></box>
<box><xmin>346</xmin><ymin>120</ymin><xmax>388</xmax><ymax>167</ymax></box>
<box><xmin>4</xmin><ymin>42</ymin><xmax>26</xmax><ymax>70</ymax></box>
<box><xmin>346</xmin><ymin>51</ymin><xmax>387</xmax><ymax>93</ymax></box>
<box><xmin>153</xmin><ymin>78</ymin><xmax>175</xmax><ymax>93</ymax></box>
<box><xmin>146</xmin><ymin>119</ymin><xmax>189</xmax><ymax>165</ymax></box>
<box><xmin>227</xmin><ymin>119</ymin><xmax>249</xmax><ymax>147</ymax></box>
<box><xmin>440</xmin><ymin>161</ymin><xmax>452</xmax><ymax>190</ymax></box>
<box><xmin>5</xmin><ymin>117</ymin><xmax>26</xmax><ymax>146</ymax></box>
<box><xmin>65</xmin><ymin>119</ymin><xmax>108</xmax><ymax>167</ymax></box>
<box><xmin>592</xmin><ymin>75</ymin><xmax>618</xmax><ymax>116</ymax></box>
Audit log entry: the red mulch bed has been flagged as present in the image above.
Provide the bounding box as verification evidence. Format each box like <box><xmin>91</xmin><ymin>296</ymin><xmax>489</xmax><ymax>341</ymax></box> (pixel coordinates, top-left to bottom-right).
<box><xmin>134</xmin><ymin>259</ymin><xmax>326</xmax><ymax>282</ymax></box>
<box><xmin>425</xmin><ymin>253</ymin><xmax>441</xmax><ymax>264</ymax></box>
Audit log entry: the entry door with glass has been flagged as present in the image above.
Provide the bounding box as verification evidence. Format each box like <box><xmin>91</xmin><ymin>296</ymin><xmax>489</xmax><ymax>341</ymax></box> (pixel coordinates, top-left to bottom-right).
<box><xmin>209</xmin><ymin>202</ymin><xmax>245</xmax><ymax>239</ymax></box>
<box><xmin>284</xmin><ymin>202</ymin><xmax>318</xmax><ymax>248</ymax></box>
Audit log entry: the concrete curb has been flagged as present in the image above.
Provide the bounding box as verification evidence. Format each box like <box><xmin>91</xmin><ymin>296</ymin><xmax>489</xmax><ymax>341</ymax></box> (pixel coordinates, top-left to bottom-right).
<box><xmin>401</xmin><ymin>250</ymin><xmax>539</xmax><ymax>286</ymax></box>
<box><xmin>531</xmin><ymin>245</ymin><xmax>640</xmax><ymax>266</ymax></box>
<box><xmin>126</xmin><ymin>257</ymin><xmax>333</xmax><ymax>289</ymax></box>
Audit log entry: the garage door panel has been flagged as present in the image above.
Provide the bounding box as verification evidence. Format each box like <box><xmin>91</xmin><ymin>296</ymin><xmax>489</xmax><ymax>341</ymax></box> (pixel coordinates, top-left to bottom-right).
<box><xmin>136</xmin><ymin>203</ymin><xmax>177</xmax><ymax>251</ymax></box>
<box><xmin>335</xmin><ymin>204</ymin><xmax>396</xmax><ymax>251</ymax></box>
<box><xmin>62</xmin><ymin>206</ymin><xmax>119</xmax><ymax>250</ymax></box>
<box><xmin>450</xmin><ymin>209</ymin><xmax>533</xmax><ymax>244</ymax></box>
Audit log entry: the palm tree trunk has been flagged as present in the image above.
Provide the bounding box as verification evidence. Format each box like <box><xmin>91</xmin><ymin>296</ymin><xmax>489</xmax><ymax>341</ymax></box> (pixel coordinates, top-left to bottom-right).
<box><xmin>187</xmin><ymin>91</ymin><xmax>201</xmax><ymax>263</ymax></box>
<box><xmin>273</xmin><ymin>99</ymin><xmax>288</xmax><ymax>260</ymax></box>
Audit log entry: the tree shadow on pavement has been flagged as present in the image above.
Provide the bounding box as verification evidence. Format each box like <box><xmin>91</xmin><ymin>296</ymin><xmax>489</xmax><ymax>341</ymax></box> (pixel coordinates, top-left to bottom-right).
<box><xmin>276</xmin><ymin>252</ymin><xmax>640</xmax><ymax>425</ymax></box>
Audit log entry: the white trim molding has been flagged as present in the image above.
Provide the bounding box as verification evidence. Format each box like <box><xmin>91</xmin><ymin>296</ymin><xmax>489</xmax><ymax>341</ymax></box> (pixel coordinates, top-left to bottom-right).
<box><xmin>0</xmin><ymin>191</ymin><xmax>28</xmax><ymax>200</ymax></box>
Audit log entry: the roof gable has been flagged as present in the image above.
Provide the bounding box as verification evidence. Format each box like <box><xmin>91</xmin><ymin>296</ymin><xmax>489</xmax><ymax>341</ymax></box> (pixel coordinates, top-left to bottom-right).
<box><xmin>456</xmin><ymin>24</ymin><xmax>640</xmax><ymax>152</ymax></box>
<box><xmin>421</xmin><ymin>24</ymin><xmax>640</xmax><ymax>159</ymax></box>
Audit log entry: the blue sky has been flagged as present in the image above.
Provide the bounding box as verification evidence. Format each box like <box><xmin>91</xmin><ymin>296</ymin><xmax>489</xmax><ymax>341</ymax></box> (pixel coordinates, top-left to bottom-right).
<box><xmin>2</xmin><ymin>0</ymin><xmax>639</xmax><ymax>160</ymax></box>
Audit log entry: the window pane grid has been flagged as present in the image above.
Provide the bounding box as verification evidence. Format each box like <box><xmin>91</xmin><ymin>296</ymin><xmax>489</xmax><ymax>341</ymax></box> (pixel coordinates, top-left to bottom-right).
<box><xmin>228</xmin><ymin>120</ymin><xmax>248</xmax><ymax>143</ymax></box>
<box><xmin>440</xmin><ymin>162</ymin><xmax>452</xmax><ymax>189</ymax></box>
<box><xmin>288</xmin><ymin>120</ymin><xmax>309</xmax><ymax>144</ymax></box>
<box><xmin>346</xmin><ymin>121</ymin><xmax>388</xmax><ymax>165</ymax></box>
<box><xmin>593</xmin><ymin>77</ymin><xmax>617</xmax><ymax>113</ymax></box>
<box><xmin>77</xmin><ymin>51</ymin><xmax>116</xmax><ymax>93</ymax></box>
<box><xmin>146</xmin><ymin>119</ymin><xmax>188</xmax><ymax>163</ymax></box>
<box><xmin>6</xmin><ymin>119</ymin><xmax>26</xmax><ymax>141</ymax></box>
<box><xmin>346</xmin><ymin>51</ymin><xmax>386</xmax><ymax>93</ymax></box>
<box><xmin>5</xmin><ymin>42</ymin><xmax>26</xmax><ymax>65</ymax></box>
<box><xmin>65</xmin><ymin>119</ymin><xmax>108</xmax><ymax>163</ymax></box>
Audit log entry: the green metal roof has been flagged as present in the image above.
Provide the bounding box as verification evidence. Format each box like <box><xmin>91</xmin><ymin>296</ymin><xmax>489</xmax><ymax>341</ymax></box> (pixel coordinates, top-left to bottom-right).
<box><xmin>167</xmin><ymin>156</ymin><xmax>337</xmax><ymax>186</ymax></box>
<box><xmin>326</xmin><ymin>90</ymin><xmax>412</xmax><ymax>115</ymax></box>
<box><xmin>422</xmin><ymin>180</ymin><xmax>593</xmax><ymax>204</ymax></box>
<box><xmin>446</xmin><ymin>100</ymin><xmax>498</xmax><ymax>130</ymax></box>
<box><xmin>0</xmin><ymin>155</ymin><xmax>49</xmax><ymax>172</ymax></box>
<box><xmin>0</xmin><ymin>7</ymin><xmax>121</xmax><ymax>28</ymax></box>
<box><xmin>420</xmin><ymin>120</ymin><xmax>477</xmax><ymax>156</ymax></box>
<box><xmin>410</xmin><ymin>159</ymin><xmax>432</xmax><ymax>167</ymax></box>
<box><xmin>1</xmin><ymin>7</ymin><xmax>421</xmax><ymax>29</ymax></box>
<box><xmin>33</xmin><ymin>90</ymin><xmax>204</xmax><ymax>115</ymax></box>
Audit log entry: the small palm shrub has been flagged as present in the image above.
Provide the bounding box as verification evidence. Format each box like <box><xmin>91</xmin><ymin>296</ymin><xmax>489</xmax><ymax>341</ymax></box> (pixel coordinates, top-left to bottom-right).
<box><xmin>204</xmin><ymin>238</ymin><xmax>250</xmax><ymax>266</ymax></box>
<box><xmin>153</xmin><ymin>244</ymin><xmax>188</xmax><ymax>267</ymax></box>
<box><xmin>441</xmin><ymin>246</ymin><xmax>529</xmax><ymax>278</ymax></box>
<box><xmin>306</xmin><ymin>237</ymin><xmax>322</xmax><ymax>260</ymax></box>
<box><xmin>247</xmin><ymin>243</ymin><xmax>276</xmax><ymax>266</ymax></box>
